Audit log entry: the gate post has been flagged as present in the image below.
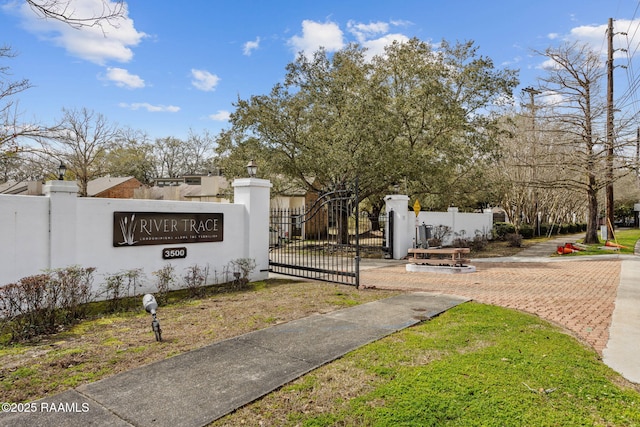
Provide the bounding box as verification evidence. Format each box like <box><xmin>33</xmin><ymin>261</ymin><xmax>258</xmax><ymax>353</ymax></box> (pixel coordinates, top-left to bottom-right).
<box><xmin>384</xmin><ymin>195</ymin><xmax>411</xmax><ymax>260</ymax></box>
<box><xmin>233</xmin><ymin>177</ymin><xmax>272</xmax><ymax>281</ymax></box>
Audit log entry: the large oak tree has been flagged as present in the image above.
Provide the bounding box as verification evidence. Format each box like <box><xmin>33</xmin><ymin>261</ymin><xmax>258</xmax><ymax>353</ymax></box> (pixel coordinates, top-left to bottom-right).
<box><xmin>216</xmin><ymin>38</ymin><xmax>518</xmax><ymax>212</ymax></box>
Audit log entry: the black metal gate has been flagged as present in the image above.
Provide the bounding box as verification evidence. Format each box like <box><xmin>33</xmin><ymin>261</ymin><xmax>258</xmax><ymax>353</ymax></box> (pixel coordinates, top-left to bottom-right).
<box><xmin>269</xmin><ymin>186</ymin><xmax>362</xmax><ymax>286</ymax></box>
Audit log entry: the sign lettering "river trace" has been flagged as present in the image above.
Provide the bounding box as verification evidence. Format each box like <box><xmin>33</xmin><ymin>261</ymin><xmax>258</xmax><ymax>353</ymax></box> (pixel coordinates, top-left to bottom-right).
<box><xmin>113</xmin><ymin>212</ymin><xmax>223</xmax><ymax>247</ymax></box>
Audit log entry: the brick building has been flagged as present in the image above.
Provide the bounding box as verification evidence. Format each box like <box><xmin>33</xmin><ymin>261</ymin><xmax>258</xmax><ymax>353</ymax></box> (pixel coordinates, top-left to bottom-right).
<box><xmin>87</xmin><ymin>176</ymin><xmax>142</xmax><ymax>198</ymax></box>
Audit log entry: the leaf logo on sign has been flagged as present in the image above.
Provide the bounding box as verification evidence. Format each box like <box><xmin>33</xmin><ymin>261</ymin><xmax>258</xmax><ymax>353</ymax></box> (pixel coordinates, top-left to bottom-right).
<box><xmin>118</xmin><ymin>214</ymin><xmax>138</xmax><ymax>246</ymax></box>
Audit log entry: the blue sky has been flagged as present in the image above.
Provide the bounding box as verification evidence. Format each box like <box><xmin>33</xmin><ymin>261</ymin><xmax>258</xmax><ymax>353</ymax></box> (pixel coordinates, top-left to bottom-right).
<box><xmin>2</xmin><ymin>0</ymin><xmax>640</xmax><ymax>141</ymax></box>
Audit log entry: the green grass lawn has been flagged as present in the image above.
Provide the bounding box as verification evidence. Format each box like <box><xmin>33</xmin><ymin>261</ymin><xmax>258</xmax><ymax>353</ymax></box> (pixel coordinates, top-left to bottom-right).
<box><xmin>214</xmin><ymin>303</ymin><xmax>640</xmax><ymax>426</ymax></box>
<box><xmin>559</xmin><ymin>228</ymin><xmax>640</xmax><ymax>256</ymax></box>
<box><xmin>610</xmin><ymin>228</ymin><xmax>640</xmax><ymax>252</ymax></box>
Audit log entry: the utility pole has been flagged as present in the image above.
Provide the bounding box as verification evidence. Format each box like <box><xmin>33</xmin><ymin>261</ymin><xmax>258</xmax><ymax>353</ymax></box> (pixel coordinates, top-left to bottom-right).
<box><xmin>605</xmin><ymin>17</ymin><xmax>615</xmax><ymax>241</ymax></box>
<box><xmin>637</xmin><ymin>127</ymin><xmax>640</xmax><ymax>228</ymax></box>
<box><xmin>636</xmin><ymin>127</ymin><xmax>639</xmax><ymax>180</ymax></box>
<box><xmin>523</xmin><ymin>86</ymin><xmax>541</xmax><ymax>236</ymax></box>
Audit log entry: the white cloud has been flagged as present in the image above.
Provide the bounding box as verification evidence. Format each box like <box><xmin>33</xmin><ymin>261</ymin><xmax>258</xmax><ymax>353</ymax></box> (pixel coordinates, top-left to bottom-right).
<box><xmin>568</xmin><ymin>24</ymin><xmax>608</xmax><ymax>48</ymax></box>
<box><xmin>243</xmin><ymin>37</ymin><xmax>260</xmax><ymax>56</ymax></box>
<box><xmin>345</xmin><ymin>20</ymin><xmax>411</xmax><ymax>60</ymax></box>
<box><xmin>542</xmin><ymin>91</ymin><xmax>564</xmax><ymax>106</ymax></box>
<box><xmin>347</xmin><ymin>20</ymin><xmax>389</xmax><ymax>43</ymax></box>
<box><xmin>14</xmin><ymin>0</ymin><xmax>147</xmax><ymax>65</ymax></box>
<box><xmin>191</xmin><ymin>69</ymin><xmax>220</xmax><ymax>91</ymax></box>
<box><xmin>361</xmin><ymin>33</ymin><xmax>410</xmax><ymax>60</ymax></box>
<box><xmin>119</xmin><ymin>102</ymin><xmax>180</xmax><ymax>113</ymax></box>
<box><xmin>573</xmin><ymin>19</ymin><xmax>640</xmax><ymax>59</ymax></box>
<box><xmin>535</xmin><ymin>19</ymin><xmax>640</xmax><ymax>70</ymax></box>
<box><xmin>288</xmin><ymin>20</ymin><xmax>344</xmax><ymax>58</ymax></box>
<box><xmin>104</xmin><ymin>67</ymin><xmax>144</xmax><ymax>88</ymax></box>
<box><xmin>209</xmin><ymin>110</ymin><xmax>230</xmax><ymax>121</ymax></box>
<box><xmin>537</xmin><ymin>58</ymin><xmax>559</xmax><ymax>70</ymax></box>
<box><xmin>389</xmin><ymin>19</ymin><xmax>412</xmax><ymax>28</ymax></box>
<box><xmin>547</xmin><ymin>19</ymin><xmax>640</xmax><ymax>57</ymax></box>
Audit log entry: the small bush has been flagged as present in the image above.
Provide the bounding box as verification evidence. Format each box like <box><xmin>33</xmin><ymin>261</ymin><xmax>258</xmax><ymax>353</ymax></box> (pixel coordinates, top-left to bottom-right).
<box><xmin>519</xmin><ymin>224</ymin><xmax>534</xmax><ymax>239</ymax></box>
<box><xmin>452</xmin><ymin>238</ymin><xmax>469</xmax><ymax>248</ymax></box>
<box><xmin>49</xmin><ymin>266</ymin><xmax>94</xmax><ymax>322</ymax></box>
<box><xmin>539</xmin><ymin>223</ymin><xmax>549</xmax><ymax>236</ymax></box>
<box><xmin>184</xmin><ymin>264</ymin><xmax>209</xmax><ymax>298</ymax></box>
<box><xmin>230</xmin><ymin>258</ymin><xmax>256</xmax><ymax>288</ymax></box>
<box><xmin>506</xmin><ymin>233</ymin><xmax>523</xmax><ymax>247</ymax></box>
<box><xmin>427</xmin><ymin>237</ymin><xmax>442</xmax><ymax>247</ymax></box>
<box><xmin>0</xmin><ymin>267</ymin><xmax>96</xmax><ymax>342</ymax></box>
<box><xmin>452</xmin><ymin>230</ymin><xmax>470</xmax><ymax>248</ymax></box>
<box><xmin>3</xmin><ymin>275</ymin><xmax>55</xmax><ymax>340</ymax></box>
<box><xmin>430</xmin><ymin>225</ymin><xmax>451</xmax><ymax>247</ymax></box>
<box><xmin>152</xmin><ymin>264</ymin><xmax>176</xmax><ymax>304</ymax></box>
<box><xmin>101</xmin><ymin>269</ymin><xmax>144</xmax><ymax>311</ymax></box>
<box><xmin>470</xmin><ymin>233</ymin><xmax>489</xmax><ymax>251</ymax></box>
<box><xmin>494</xmin><ymin>222</ymin><xmax>516</xmax><ymax>239</ymax></box>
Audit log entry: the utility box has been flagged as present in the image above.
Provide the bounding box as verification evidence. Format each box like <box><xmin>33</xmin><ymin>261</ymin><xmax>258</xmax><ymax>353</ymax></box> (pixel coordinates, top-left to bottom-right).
<box><xmin>417</xmin><ymin>223</ymin><xmax>432</xmax><ymax>248</ymax></box>
<box><xmin>600</xmin><ymin>225</ymin><xmax>608</xmax><ymax>241</ymax></box>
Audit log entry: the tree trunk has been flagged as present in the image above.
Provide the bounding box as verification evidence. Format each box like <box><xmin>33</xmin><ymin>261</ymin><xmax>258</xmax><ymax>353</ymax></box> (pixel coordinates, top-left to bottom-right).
<box><xmin>336</xmin><ymin>205</ymin><xmax>350</xmax><ymax>245</ymax></box>
<box><xmin>369</xmin><ymin>208</ymin><xmax>381</xmax><ymax>233</ymax></box>
<box><xmin>584</xmin><ymin>177</ymin><xmax>600</xmax><ymax>244</ymax></box>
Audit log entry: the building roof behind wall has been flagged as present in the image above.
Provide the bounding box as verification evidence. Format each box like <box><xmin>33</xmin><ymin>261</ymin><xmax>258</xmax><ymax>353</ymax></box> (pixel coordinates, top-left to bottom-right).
<box><xmin>0</xmin><ymin>180</ymin><xmax>43</xmax><ymax>195</ymax></box>
<box><xmin>87</xmin><ymin>176</ymin><xmax>139</xmax><ymax>197</ymax></box>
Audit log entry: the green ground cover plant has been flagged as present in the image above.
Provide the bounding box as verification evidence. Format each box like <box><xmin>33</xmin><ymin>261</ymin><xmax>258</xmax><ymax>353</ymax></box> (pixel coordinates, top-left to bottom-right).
<box><xmin>213</xmin><ymin>303</ymin><xmax>640</xmax><ymax>426</ymax></box>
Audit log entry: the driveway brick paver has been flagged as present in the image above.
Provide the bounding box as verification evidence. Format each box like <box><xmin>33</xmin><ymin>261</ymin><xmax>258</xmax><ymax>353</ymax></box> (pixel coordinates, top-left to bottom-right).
<box><xmin>360</xmin><ymin>259</ymin><xmax>621</xmax><ymax>354</ymax></box>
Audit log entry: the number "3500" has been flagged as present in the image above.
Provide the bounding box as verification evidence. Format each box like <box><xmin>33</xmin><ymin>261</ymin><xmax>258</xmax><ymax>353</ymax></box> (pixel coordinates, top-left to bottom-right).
<box><xmin>162</xmin><ymin>247</ymin><xmax>187</xmax><ymax>259</ymax></box>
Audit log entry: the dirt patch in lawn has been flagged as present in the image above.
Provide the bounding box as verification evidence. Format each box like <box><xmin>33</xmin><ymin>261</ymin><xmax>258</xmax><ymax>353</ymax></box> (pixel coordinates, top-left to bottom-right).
<box><xmin>0</xmin><ymin>280</ymin><xmax>399</xmax><ymax>404</ymax></box>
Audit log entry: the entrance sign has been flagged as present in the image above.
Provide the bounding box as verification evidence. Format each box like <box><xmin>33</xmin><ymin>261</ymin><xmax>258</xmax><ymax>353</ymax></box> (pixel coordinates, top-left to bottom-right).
<box><xmin>114</xmin><ymin>212</ymin><xmax>223</xmax><ymax>247</ymax></box>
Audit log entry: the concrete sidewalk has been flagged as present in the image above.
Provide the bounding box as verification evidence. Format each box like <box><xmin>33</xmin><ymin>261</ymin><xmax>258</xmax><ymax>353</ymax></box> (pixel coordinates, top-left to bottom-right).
<box><xmin>0</xmin><ymin>293</ymin><xmax>468</xmax><ymax>427</ymax></box>
<box><xmin>603</xmin><ymin>258</ymin><xmax>640</xmax><ymax>383</ymax></box>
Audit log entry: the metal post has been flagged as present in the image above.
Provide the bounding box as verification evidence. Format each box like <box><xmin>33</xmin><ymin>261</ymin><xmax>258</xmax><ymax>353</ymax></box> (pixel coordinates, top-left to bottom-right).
<box><xmin>388</xmin><ymin>210</ymin><xmax>394</xmax><ymax>259</ymax></box>
<box><xmin>354</xmin><ymin>177</ymin><xmax>360</xmax><ymax>288</ymax></box>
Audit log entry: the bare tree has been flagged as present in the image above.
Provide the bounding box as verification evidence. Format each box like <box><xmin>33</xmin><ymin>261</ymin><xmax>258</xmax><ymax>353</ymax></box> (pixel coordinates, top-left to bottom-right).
<box><xmin>535</xmin><ymin>42</ymin><xmax>607</xmax><ymax>243</ymax></box>
<box><xmin>25</xmin><ymin>0</ymin><xmax>125</xmax><ymax>29</ymax></box>
<box><xmin>492</xmin><ymin>108</ymin><xmax>590</xmax><ymax>232</ymax></box>
<box><xmin>152</xmin><ymin>137</ymin><xmax>188</xmax><ymax>179</ymax></box>
<box><xmin>0</xmin><ymin>46</ymin><xmax>46</xmax><ymax>156</ymax></box>
<box><xmin>43</xmin><ymin>107</ymin><xmax>120</xmax><ymax>196</ymax></box>
<box><xmin>184</xmin><ymin>129</ymin><xmax>216</xmax><ymax>175</ymax></box>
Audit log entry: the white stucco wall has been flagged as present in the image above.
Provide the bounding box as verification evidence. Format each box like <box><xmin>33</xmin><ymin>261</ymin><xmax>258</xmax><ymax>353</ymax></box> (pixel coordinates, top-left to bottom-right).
<box><xmin>385</xmin><ymin>197</ymin><xmax>493</xmax><ymax>259</ymax></box>
<box><xmin>0</xmin><ymin>194</ymin><xmax>50</xmax><ymax>282</ymax></box>
<box><xmin>1</xmin><ymin>179</ymin><xmax>270</xmax><ymax>296</ymax></box>
<box><xmin>415</xmin><ymin>208</ymin><xmax>493</xmax><ymax>245</ymax></box>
